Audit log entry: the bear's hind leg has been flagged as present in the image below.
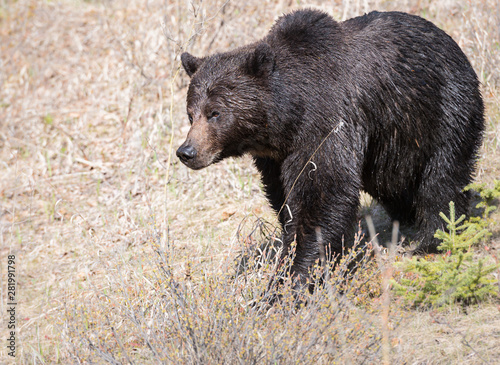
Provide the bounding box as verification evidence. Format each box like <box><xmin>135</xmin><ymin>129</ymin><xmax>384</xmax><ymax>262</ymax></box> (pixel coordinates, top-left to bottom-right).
<box><xmin>413</xmin><ymin>150</ymin><xmax>473</xmax><ymax>253</ymax></box>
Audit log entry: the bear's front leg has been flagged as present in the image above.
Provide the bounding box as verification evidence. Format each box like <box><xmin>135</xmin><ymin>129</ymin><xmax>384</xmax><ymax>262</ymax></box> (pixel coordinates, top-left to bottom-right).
<box><xmin>253</xmin><ymin>157</ymin><xmax>286</xmax><ymax>216</ymax></box>
<box><xmin>279</xmin><ymin>156</ymin><xmax>362</xmax><ymax>290</ymax></box>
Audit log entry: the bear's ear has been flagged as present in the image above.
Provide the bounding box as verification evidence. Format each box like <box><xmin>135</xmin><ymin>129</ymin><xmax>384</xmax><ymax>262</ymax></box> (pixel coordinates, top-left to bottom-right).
<box><xmin>245</xmin><ymin>43</ymin><xmax>275</xmax><ymax>77</ymax></box>
<box><xmin>181</xmin><ymin>52</ymin><xmax>204</xmax><ymax>77</ymax></box>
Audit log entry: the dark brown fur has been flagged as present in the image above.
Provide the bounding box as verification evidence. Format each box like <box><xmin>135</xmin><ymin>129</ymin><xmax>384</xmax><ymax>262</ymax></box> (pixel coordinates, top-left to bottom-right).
<box><xmin>177</xmin><ymin>9</ymin><xmax>484</xmax><ymax>287</ymax></box>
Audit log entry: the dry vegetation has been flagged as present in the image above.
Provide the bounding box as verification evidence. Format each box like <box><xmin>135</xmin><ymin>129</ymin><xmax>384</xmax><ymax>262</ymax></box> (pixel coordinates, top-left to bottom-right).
<box><xmin>1</xmin><ymin>0</ymin><xmax>499</xmax><ymax>363</ymax></box>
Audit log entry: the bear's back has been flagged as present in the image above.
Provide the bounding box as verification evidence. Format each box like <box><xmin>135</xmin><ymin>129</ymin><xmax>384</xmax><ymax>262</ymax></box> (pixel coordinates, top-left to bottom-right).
<box><xmin>267</xmin><ymin>9</ymin><xmax>475</xmax><ymax>78</ymax></box>
<box><xmin>267</xmin><ymin>9</ymin><xmax>343</xmax><ymax>58</ymax></box>
<box><xmin>341</xmin><ymin>11</ymin><xmax>474</xmax><ymax>76</ymax></box>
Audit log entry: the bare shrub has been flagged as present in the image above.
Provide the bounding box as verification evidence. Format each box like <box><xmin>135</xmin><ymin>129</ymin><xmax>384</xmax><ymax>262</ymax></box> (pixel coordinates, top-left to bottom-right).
<box><xmin>62</xmin><ymin>216</ymin><xmax>392</xmax><ymax>364</ymax></box>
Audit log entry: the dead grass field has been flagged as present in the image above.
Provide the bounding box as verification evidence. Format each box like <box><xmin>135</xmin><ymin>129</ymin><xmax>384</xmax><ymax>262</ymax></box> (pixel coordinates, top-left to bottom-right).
<box><xmin>1</xmin><ymin>0</ymin><xmax>499</xmax><ymax>363</ymax></box>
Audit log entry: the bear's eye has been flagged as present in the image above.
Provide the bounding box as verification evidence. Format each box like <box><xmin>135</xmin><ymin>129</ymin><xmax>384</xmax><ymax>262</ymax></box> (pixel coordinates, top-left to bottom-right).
<box><xmin>188</xmin><ymin>114</ymin><xmax>193</xmax><ymax>124</ymax></box>
<box><xmin>208</xmin><ymin>111</ymin><xmax>220</xmax><ymax>120</ymax></box>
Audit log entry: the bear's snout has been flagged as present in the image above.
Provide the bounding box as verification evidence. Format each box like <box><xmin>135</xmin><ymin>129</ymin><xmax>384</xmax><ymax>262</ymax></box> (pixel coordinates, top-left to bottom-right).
<box><xmin>176</xmin><ymin>139</ymin><xmax>220</xmax><ymax>170</ymax></box>
<box><xmin>176</xmin><ymin>144</ymin><xmax>197</xmax><ymax>162</ymax></box>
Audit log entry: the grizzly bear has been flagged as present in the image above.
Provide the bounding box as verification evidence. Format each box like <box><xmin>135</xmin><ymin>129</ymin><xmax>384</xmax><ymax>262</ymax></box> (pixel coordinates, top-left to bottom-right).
<box><xmin>177</xmin><ymin>9</ymin><xmax>484</xmax><ymax>287</ymax></box>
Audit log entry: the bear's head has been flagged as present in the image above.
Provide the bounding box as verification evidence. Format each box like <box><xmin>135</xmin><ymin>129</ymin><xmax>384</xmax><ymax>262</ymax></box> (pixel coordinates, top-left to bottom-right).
<box><xmin>177</xmin><ymin>43</ymin><xmax>276</xmax><ymax>170</ymax></box>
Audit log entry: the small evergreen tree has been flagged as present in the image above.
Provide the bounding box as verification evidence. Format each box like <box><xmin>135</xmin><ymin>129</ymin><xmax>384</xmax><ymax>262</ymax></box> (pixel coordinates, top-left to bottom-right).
<box><xmin>392</xmin><ymin>196</ymin><xmax>499</xmax><ymax>308</ymax></box>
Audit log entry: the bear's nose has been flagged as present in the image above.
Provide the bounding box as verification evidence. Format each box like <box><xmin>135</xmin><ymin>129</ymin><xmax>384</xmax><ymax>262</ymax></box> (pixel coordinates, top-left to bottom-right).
<box><xmin>176</xmin><ymin>145</ymin><xmax>197</xmax><ymax>161</ymax></box>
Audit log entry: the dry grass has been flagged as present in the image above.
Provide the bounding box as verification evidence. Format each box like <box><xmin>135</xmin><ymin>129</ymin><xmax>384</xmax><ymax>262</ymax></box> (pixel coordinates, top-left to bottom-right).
<box><xmin>0</xmin><ymin>0</ymin><xmax>499</xmax><ymax>363</ymax></box>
